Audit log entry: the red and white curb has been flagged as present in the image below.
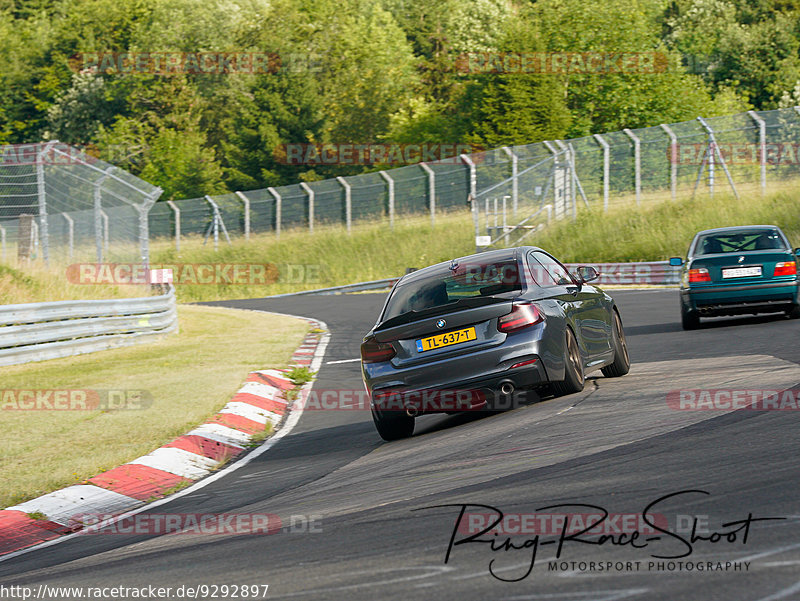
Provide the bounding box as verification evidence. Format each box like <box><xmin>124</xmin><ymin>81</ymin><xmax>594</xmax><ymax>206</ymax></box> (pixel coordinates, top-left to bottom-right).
<box><xmin>0</xmin><ymin>314</ymin><xmax>329</xmax><ymax>559</ymax></box>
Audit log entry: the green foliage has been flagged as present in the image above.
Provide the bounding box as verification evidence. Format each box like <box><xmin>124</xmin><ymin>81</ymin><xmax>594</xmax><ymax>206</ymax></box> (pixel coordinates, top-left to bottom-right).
<box><xmin>287</xmin><ymin>366</ymin><xmax>315</xmax><ymax>386</ymax></box>
<box><xmin>0</xmin><ymin>0</ymin><xmax>792</xmax><ymax>194</ymax></box>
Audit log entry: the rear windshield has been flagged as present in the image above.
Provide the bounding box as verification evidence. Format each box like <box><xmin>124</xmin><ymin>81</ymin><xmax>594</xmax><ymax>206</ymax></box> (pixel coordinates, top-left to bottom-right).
<box><xmin>694</xmin><ymin>229</ymin><xmax>787</xmax><ymax>255</ymax></box>
<box><xmin>382</xmin><ymin>259</ymin><xmax>523</xmax><ymax>321</ymax></box>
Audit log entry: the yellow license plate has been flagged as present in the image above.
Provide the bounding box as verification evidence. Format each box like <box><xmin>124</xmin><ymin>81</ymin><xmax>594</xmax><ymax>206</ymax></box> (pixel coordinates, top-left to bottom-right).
<box><xmin>416</xmin><ymin>327</ymin><xmax>476</xmax><ymax>352</ymax></box>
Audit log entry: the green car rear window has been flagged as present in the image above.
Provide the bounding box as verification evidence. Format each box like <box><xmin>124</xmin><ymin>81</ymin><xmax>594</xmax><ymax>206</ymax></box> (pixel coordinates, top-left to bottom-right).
<box><xmin>694</xmin><ymin>229</ymin><xmax>787</xmax><ymax>255</ymax></box>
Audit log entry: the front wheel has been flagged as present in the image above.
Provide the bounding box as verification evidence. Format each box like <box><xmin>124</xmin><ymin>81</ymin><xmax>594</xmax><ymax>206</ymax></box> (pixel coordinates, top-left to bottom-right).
<box><xmin>786</xmin><ymin>304</ymin><xmax>800</xmax><ymax>319</ymax></box>
<box><xmin>551</xmin><ymin>328</ymin><xmax>584</xmax><ymax>396</ymax></box>
<box><xmin>371</xmin><ymin>405</ymin><xmax>414</xmax><ymax>441</ymax></box>
<box><xmin>602</xmin><ymin>310</ymin><xmax>630</xmax><ymax>377</ymax></box>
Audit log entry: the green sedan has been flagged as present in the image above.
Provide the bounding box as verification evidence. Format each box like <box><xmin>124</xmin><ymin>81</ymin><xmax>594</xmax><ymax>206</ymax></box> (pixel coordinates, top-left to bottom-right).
<box><xmin>671</xmin><ymin>225</ymin><xmax>800</xmax><ymax>330</ymax></box>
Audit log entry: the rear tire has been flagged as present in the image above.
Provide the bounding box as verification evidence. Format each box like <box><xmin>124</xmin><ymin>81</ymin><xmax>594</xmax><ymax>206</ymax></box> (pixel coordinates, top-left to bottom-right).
<box><xmin>786</xmin><ymin>304</ymin><xmax>800</xmax><ymax>319</ymax></box>
<box><xmin>551</xmin><ymin>328</ymin><xmax>584</xmax><ymax>396</ymax></box>
<box><xmin>602</xmin><ymin>310</ymin><xmax>630</xmax><ymax>377</ymax></box>
<box><xmin>681</xmin><ymin>306</ymin><xmax>700</xmax><ymax>330</ymax></box>
<box><xmin>371</xmin><ymin>405</ymin><xmax>414</xmax><ymax>441</ymax></box>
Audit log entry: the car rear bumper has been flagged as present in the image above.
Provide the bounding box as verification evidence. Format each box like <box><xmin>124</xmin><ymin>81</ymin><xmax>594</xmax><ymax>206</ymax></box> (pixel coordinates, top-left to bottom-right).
<box><xmin>368</xmin><ymin>354</ymin><xmax>549</xmax><ymax>415</ymax></box>
<box><xmin>681</xmin><ymin>281</ymin><xmax>799</xmax><ymax>315</ymax></box>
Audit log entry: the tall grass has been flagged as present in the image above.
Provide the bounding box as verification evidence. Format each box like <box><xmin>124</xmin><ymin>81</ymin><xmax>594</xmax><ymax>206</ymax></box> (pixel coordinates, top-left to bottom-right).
<box><xmin>3</xmin><ymin>183</ymin><xmax>800</xmax><ymax>303</ymax></box>
<box><xmin>530</xmin><ymin>186</ymin><xmax>800</xmax><ymax>262</ymax></box>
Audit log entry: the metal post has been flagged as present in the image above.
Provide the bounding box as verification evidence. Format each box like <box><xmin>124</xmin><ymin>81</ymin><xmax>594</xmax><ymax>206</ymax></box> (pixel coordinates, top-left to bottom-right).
<box><xmin>234</xmin><ymin>191</ymin><xmax>251</xmax><ymax>240</ymax></box>
<box><xmin>697</xmin><ymin>116</ymin><xmax>739</xmax><ymax>200</ymax></box>
<box><xmin>299</xmin><ymin>182</ymin><xmax>314</xmax><ymax>234</ymax></box>
<box><xmin>543</xmin><ymin>141</ymin><xmax>564</xmax><ymax>220</ymax></box>
<box><xmin>660</xmin><ymin>124</ymin><xmax>678</xmax><ymax>201</ymax></box>
<box><xmin>501</xmin><ymin>147</ymin><xmax>518</xmax><ymax>214</ymax></box>
<box><xmin>469</xmin><ymin>193</ymin><xmax>480</xmax><ymax>248</ymax></box>
<box><xmin>62</xmin><ymin>213</ymin><xmax>74</xmax><ymax>259</ymax></box>
<box><xmin>35</xmin><ymin>141</ymin><xmax>56</xmax><ymax>264</ymax></box>
<box><xmin>140</xmin><ymin>188</ymin><xmax>161</xmax><ymax>265</ymax></box>
<box><xmin>166</xmin><ymin>200</ymin><xmax>180</xmax><ymax>252</ymax></box>
<box><xmin>0</xmin><ymin>225</ymin><xmax>4</xmax><ymax>262</ymax></box>
<box><xmin>567</xmin><ymin>142</ymin><xmax>589</xmax><ymax>211</ymax></box>
<box><xmin>748</xmin><ymin>110</ymin><xmax>767</xmax><ymax>196</ymax></box>
<box><xmin>593</xmin><ymin>133</ymin><xmax>610</xmax><ymax>210</ymax></box>
<box><xmin>336</xmin><ymin>176</ymin><xmax>352</xmax><ymax>234</ymax></box>
<box><xmin>623</xmin><ymin>128</ymin><xmax>641</xmax><ymax>205</ymax></box>
<box><xmin>204</xmin><ymin>195</ymin><xmax>232</xmax><ymax>250</ymax></box>
<box><xmin>420</xmin><ymin>162</ymin><xmax>435</xmax><ymax>226</ymax></box>
<box><xmin>31</xmin><ymin>220</ymin><xmax>39</xmax><ymax>257</ymax></box>
<box><xmin>93</xmin><ymin>168</ymin><xmax>113</xmax><ymax>263</ymax></box>
<box><xmin>554</xmin><ymin>140</ymin><xmax>577</xmax><ymax>218</ymax></box>
<box><xmin>267</xmin><ymin>187</ymin><xmax>281</xmax><ymax>238</ymax></box>
<box><xmin>99</xmin><ymin>210</ymin><xmax>109</xmax><ymax>258</ymax></box>
<box><xmin>460</xmin><ymin>153</ymin><xmax>477</xmax><ymax>205</ymax></box>
<box><xmin>379</xmin><ymin>171</ymin><xmax>395</xmax><ymax>229</ymax></box>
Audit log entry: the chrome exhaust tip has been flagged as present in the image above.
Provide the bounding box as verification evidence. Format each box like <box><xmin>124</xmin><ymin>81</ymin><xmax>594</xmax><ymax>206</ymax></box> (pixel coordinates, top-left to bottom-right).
<box><xmin>406</xmin><ymin>407</ymin><xmax>419</xmax><ymax>418</ymax></box>
<box><xmin>500</xmin><ymin>382</ymin><xmax>515</xmax><ymax>396</ymax></box>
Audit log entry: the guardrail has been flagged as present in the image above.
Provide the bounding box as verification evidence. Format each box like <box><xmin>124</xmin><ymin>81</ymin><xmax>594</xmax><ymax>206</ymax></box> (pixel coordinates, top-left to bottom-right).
<box><xmin>263</xmin><ymin>261</ymin><xmax>681</xmax><ymax>298</ymax></box>
<box><xmin>0</xmin><ymin>288</ymin><xmax>178</xmax><ymax>366</ymax></box>
<box><xmin>565</xmin><ymin>261</ymin><xmax>681</xmax><ymax>286</ymax></box>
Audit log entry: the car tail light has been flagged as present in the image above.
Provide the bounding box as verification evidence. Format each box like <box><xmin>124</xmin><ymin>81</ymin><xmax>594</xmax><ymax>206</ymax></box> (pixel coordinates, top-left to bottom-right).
<box><xmin>498</xmin><ymin>303</ymin><xmax>543</xmax><ymax>333</ymax></box>
<box><xmin>688</xmin><ymin>268</ymin><xmax>711</xmax><ymax>283</ymax></box>
<box><xmin>361</xmin><ymin>339</ymin><xmax>396</xmax><ymax>363</ymax></box>
<box><xmin>774</xmin><ymin>261</ymin><xmax>797</xmax><ymax>276</ymax></box>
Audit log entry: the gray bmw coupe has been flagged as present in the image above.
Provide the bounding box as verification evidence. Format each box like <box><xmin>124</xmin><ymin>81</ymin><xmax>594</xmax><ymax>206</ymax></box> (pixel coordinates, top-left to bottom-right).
<box><xmin>360</xmin><ymin>246</ymin><xmax>630</xmax><ymax>440</ymax></box>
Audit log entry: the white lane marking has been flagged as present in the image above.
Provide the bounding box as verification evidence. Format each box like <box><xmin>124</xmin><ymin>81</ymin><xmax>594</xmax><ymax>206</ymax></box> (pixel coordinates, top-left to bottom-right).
<box><xmin>326</xmin><ymin>358</ymin><xmax>361</xmax><ymax>364</ymax></box>
<box><xmin>236</xmin><ymin>381</ymin><xmax>281</xmax><ymax>399</ymax></box>
<box><xmin>129</xmin><ymin>447</ymin><xmax>219</xmax><ymax>479</ymax></box>
<box><xmin>185</xmin><ymin>423</ymin><xmax>251</xmax><ymax>447</ymax></box>
<box><xmin>451</xmin><ymin>560</ymin><xmax>556</xmax><ymax>581</ymax></box>
<box><xmin>7</xmin><ymin>486</ymin><xmax>143</xmax><ymax>527</ymax></box>
<box><xmin>762</xmin><ymin>561</ymin><xmax>800</xmax><ymax>567</ymax></box>
<box><xmin>753</xmin><ymin>580</ymin><xmax>800</xmax><ymax>601</ymax></box>
<box><xmin>0</xmin><ymin>314</ymin><xmax>330</xmax><ymax>564</ymax></box>
<box><xmin>266</xmin><ymin>566</ymin><xmax>454</xmax><ymax>598</ymax></box>
<box><xmin>219</xmin><ymin>401</ymin><xmax>275</xmax><ymax>425</ymax></box>
<box><xmin>502</xmin><ymin>590</ymin><xmax>648</xmax><ymax>601</ymax></box>
<box><xmin>738</xmin><ymin>542</ymin><xmax>800</xmax><ymax>563</ymax></box>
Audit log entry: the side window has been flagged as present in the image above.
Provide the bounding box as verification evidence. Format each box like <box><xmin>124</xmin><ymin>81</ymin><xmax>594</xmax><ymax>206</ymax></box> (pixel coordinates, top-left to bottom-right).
<box><xmin>533</xmin><ymin>251</ymin><xmax>575</xmax><ymax>286</ymax></box>
<box><xmin>527</xmin><ymin>253</ymin><xmax>558</xmax><ymax>286</ymax></box>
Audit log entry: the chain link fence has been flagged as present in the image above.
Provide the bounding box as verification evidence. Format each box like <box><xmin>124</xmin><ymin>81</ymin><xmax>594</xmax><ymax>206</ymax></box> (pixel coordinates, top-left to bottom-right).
<box><xmin>147</xmin><ymin>107</ymin><xmax>800</xmax><ymax>254</ymax></box>
<box><xmin>3</xmin><ymin>108</ymin><xmax>800</xmax><ymax>265</ymax></box>
<box><xmin>0</xmin><ymin>142</ymin><xmax>162</xmax><ymax>265</ymax></box>
<box><xmin>473</xmin><ymin>108</ymin><xmax>800</xmax><ymax>250</ymax></box>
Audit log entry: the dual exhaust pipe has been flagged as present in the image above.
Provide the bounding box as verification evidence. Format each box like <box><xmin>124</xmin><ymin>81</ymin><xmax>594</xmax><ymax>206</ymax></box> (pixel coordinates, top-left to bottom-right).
<box><xmin>404</xmin><ymin>382</ymin><xmax>516</xmax><ymax>417</ymax></box>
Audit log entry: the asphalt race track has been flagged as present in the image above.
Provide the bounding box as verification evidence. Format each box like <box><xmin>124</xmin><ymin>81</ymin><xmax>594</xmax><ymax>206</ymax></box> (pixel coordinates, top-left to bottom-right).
<box><xmin>2</xmin><ymin>289</ymin><xmax>800</xmax><ymax>601</ymax></box>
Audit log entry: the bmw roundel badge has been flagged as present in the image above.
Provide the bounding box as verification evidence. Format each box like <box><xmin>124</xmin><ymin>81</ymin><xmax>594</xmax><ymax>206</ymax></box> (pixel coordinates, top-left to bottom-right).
<box><xmin>436</xmin><ymin>319</ymin><xmax>446</xmax><ymax>329</ymax></box>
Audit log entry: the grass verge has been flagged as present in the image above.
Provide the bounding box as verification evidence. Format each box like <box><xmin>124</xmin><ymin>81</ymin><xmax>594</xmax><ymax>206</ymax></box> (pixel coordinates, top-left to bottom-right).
<box><xmin>3</xmin><ymin>183</ymin><xmax>800</xmax><ymax>303</ymax></box>
<box><xmin>529</xmin><ymin>186</ymin><xmax>800</xmax><ymax>263</ymax></box>
<box><xmin>0</xmin><ymin>304</ymin><xmax>308</xmax><ymax>509</ymax></box>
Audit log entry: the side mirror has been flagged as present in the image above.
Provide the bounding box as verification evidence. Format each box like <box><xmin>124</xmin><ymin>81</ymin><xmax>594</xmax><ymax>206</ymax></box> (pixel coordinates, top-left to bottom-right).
<box><xmin>794</xmin><ymin>248</ymin><xmax>800</xmax><ymax>255</ymax></box>
<box><xmin>669</xmin><ymin>257</ymin><xmax>684</xmax><ymax>266</ymax></box>
<box><xmin>575</xmin><ymin>265</ymin><xmax>599</xmax><ymax>283</ymax></box>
